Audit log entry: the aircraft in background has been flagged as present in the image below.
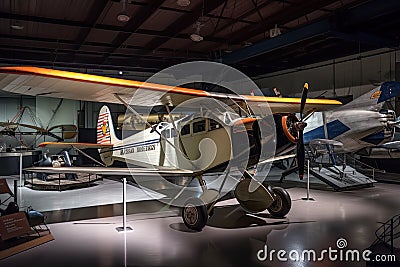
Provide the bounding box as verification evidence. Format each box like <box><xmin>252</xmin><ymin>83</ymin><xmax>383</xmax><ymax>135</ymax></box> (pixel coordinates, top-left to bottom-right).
<box><xmin>0</xmin><ymin>66</ymin><xmax>341</xmax><ymax>231</ymax></box>
<box><xmin>301</xmin><ymin>82</ymin><xmax>400</xmax><ymax>153</ymax></box>
<box><xmin>0</xmin><ymin>106</ymin><xmax>77</xmax><ymax>149</ymax></box>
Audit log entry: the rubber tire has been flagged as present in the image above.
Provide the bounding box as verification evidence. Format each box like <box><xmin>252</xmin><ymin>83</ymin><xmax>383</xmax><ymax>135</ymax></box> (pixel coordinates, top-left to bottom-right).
<box><xmin>267</xmin><ymin>187</ymin><xmax>291</xmax><ymax>218</ymax></box>
<box><xmin>182</xmin><ymin>198</ymin><xmax>208</xmax><ymax>231</ymax></box>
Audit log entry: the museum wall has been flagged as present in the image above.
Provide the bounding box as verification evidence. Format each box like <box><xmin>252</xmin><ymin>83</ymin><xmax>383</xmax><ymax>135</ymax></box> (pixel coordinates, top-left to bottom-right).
<box><xmin>255</xmin><ymin>48</ymin><xmax>398</xmax><ymax>99</ymax></box>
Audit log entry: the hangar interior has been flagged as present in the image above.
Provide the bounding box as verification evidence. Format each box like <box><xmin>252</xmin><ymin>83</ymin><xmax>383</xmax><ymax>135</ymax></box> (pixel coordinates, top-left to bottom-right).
<box><xmin>1</xmin><ymin>1</ymin><xmax>400</xmax><ymax>266</ymax></box>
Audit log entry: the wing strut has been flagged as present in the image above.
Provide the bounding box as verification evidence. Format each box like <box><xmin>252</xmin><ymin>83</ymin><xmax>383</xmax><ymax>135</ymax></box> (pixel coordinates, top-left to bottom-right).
<box><xmin>164</xmin><ymin>105</ymin><xmax>189</xmax><ymax>158</ymax></box>
<box><xmin>73</xmin><ymin>145</ymin><xmax>107</xmax><ymax>167</ymax></box>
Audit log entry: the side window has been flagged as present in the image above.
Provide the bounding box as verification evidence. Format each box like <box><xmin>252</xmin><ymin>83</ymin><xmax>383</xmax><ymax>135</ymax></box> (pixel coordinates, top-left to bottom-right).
<box><xmin>171</xmin><ymin>128</ymin><xmax>177</xmax><ymax>138</ymax></box>
<box><xmin>193</xmin><ymin>120</ymin><xmax>206</xmax><ymax>133</ymax></box>
<box><xmin>161</xmin><ymin>129</ymin><xmax>170</xmax><ymax>138</ymax></box>
<box><xmin>181</xmin><ymin>124</ymin><xmax>190</xmax><ymax>136</ymax></box>
<box><xmin>209</xmin><ymin>119</ymin><xmax>221</xmax><ymax>131</ymax></box>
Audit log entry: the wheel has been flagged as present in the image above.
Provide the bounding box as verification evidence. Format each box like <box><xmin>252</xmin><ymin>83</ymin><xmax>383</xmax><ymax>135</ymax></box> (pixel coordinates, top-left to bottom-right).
<box><xmin>182</xmin><ymin>198</ymin><xmax>208</xmax><ymax>231</ymax></box>
<box><xmin>267</xmin><ymin>187</ymin><xmax>291</xmax><ymax>218</ymax></box>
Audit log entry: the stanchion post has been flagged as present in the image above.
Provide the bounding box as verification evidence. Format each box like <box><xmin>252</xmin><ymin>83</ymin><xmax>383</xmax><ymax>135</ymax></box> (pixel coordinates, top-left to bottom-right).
<box><xmin>302</xmin><ymin>160</ymin><xmax>315</xmax><ymax>201</ymax></box>
<box><xmin>116</xmin><ymin>177</ymin><xmax>133</xmax><ymax>232</ymax></box>
<box><xmin>14</xmin><ymin>180</ymin><xmax>18</xmax><ymax>204</ymax></box>
<box><xmin>307</xmin><ymin>160</ymin><xmax>310</xmax><ymax>200</ymax></box>
<box><xmin>18</xmin><ymin>153</ymin><xmax>23</xmax><ymax>205</ymax></box>
<box><xmin>19</xmin><ymin>153</ymin><xmax>23</xmax><ymax>187</ymax></box>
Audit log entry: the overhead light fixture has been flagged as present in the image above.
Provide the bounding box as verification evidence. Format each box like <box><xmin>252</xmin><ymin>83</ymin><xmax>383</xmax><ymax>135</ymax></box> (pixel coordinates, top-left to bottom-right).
<box><xmin>10</xmin><ymin>21</ymin><xmax>24</xmax><ymax>30</ymax></box>
<box><xmin>269</xmin><ymin>24</ymin><xmax>281</xmax><ymax>38</ymax></box>
<box><xmin>117</xmin><ymin>0</ymin><xmax>130</xmax><ymax>22</ymax></box>
<box><xmin>190</xmin><ymin>21</ymin><xmax>203</xmax><ymax>42</ymax></box>
<box><xmin>177</xmin><ymin>0</ymin><xmax>191</xmax><ymax>7</ymax></box>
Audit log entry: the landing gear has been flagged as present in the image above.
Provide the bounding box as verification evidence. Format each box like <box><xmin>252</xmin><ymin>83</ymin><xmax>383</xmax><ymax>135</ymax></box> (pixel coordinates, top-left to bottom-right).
<box><xmin>182</xmin><ymin>197</ymin><xmax>208</xmax><ymax>231</ymax></box>
<box><xmin>267</xmin><ymin>187</ymin><xmax>291</xmax><ymax>218</ymax></box>
<box><xmin>235</xmin><ymin>171</ymin><xmax>292</xmax><ymax>218</ymax></box>
<box><xmin>181</xmin><ymin>175</ymin><xmax>220</xmax><ymax>231</ymax></box>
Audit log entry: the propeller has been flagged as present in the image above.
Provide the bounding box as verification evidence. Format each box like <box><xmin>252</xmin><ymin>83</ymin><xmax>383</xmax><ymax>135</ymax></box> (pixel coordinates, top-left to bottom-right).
<box><xmin>296</xmin><ymin>83</ymin><xmax>309</xmax><ymax>180</ymax></box>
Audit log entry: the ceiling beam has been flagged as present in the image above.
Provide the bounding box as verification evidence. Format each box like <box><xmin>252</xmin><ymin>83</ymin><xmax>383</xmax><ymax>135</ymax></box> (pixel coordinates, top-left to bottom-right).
<box><xmin>228</xmin><ymin>0</ymin><xmax>338</xmax><ymax>44</ymax></box>
<box><xmin>222</xmin><ymin>19</ymin><xmax>332</xmax><ymax>64</ymax></box>
<box><xmin>75</xmin><ymin>0</ymin><xmax>110</xmax><ymax>49</ymax></box>
<box><xmin>0</xmin><ymin>34</ymin><xmax>207</xmax><ymax>58</ymax></box>
<box><xmin>0</xmin><ymin>43</ymin><xmax>206</xmax><ymax>61</ymax></box>
<box><xmin>223</xmin><ymin>0</ymin><xmax>400</xmax><ymax>66</ymax></box>
<box><xmin>143</xmin><ymin>0</ymin><xmax>227</xmax><ymax>52</ymax></box>
<box><xmin>0</xmin><ymin>12</ymin><xmax>228</xmax><ymax>44</ymax></box>
<box><xmin>105</xmin><ymin>0</ymin><xmax>165</xmax><ymax>55</ymax></box>
<box><xmin>0</xmin><ymin>48</ymin><xmax>178</xmax><ymax>72</ymax></box>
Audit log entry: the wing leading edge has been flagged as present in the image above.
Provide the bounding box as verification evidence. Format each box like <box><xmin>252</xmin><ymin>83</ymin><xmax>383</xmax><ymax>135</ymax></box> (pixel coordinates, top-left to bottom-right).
<box><xmin>0</xmin><ymin>66</ymin><xmax>341</xmax><ymax>113</ymax></box>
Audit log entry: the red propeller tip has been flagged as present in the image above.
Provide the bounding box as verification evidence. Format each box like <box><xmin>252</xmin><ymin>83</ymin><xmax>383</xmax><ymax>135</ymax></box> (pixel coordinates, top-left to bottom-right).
<box><xmin>299</xmin><ymin>174</ymin><xmax>304</xmax><ymax>180</ymax></box>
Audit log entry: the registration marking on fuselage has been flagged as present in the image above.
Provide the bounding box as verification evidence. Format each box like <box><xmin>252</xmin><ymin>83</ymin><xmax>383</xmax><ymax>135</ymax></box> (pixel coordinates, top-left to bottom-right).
<box><xmin>116</xmin><ymin>139</ymin><xmax>159</xmax><ymax>155</ymax></box>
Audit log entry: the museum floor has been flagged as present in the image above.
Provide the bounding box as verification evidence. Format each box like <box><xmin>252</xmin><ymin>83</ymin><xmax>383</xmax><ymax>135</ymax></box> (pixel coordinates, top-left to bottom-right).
<box><xmin>2</xmin><ymin>178</ymin><xmax>400</xmax><ymax>267</ymax></box>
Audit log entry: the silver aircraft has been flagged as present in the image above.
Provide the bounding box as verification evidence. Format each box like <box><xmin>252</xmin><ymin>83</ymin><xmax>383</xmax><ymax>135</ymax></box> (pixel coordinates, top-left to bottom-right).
<box><xmin>300</xmin><ymin>82</ymin><xmax>400</xmax><ymax>152</ymax></box>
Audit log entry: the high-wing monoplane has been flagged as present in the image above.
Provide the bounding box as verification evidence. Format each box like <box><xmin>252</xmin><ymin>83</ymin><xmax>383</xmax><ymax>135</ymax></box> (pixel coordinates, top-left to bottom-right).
<box><xmin>0</xmin><ymin>66</ymin><xmax>341</xmax><ymax>230</ymax></box>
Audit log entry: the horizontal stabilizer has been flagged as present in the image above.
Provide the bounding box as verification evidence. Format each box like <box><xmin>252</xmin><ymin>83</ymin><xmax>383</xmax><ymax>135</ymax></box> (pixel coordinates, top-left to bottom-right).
<box><xmin>38</xmin><ymin>142</ymin><xmax>112</xmax><ymax>149</ymax></box>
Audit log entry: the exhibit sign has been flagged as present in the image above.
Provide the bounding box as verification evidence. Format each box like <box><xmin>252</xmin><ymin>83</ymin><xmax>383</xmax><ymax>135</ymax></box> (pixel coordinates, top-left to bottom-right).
<box><xmin>0</xmin><ymin>212</ymin><xmax>31</xmax><ymax>240</ymax></box>
<box><xmin>0</xmin><ymin>178</ymin><xmax>12</xmax><ymax>194</ymax></box>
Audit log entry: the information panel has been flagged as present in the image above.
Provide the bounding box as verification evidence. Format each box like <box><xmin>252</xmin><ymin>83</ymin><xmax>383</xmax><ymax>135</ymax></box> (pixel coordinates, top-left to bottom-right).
<box><xmin>0</xmin><ymin>212</ymin><xmax>31</xmax><ymax>240</ymax></box>
<box><xmin>0</xmin><ymin>178</ymin><xmax>12</xmax><ymax>195</ymax></box>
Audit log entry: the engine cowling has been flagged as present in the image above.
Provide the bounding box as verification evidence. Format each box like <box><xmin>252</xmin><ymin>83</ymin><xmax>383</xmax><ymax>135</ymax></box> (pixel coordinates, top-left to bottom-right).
<box><xmin>281</xmin><ymin>114</ymin><xmax>299</xmax><ymax>143</ymax></box>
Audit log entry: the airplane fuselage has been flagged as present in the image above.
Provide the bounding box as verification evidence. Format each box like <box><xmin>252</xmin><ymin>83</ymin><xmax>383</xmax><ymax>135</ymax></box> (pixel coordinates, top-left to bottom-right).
<box><xmin>99</xmin><ymin>111</ymin><xmax>261</xmax><ymax>173</ymax></box>
<box><xmin>304</xmin><ymin>109</ymin><xmax>396</xmax><ymax>152</ymax></box>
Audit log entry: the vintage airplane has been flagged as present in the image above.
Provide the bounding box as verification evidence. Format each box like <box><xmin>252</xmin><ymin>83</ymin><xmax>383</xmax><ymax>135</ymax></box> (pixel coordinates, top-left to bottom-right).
<box><xmin>0</xmin><ymin>66</ymin><xmax>341</xmax><ymax>231</ymax></box>
<box><xmin>302</xmin><ymin>82</ymin><xmax>400</xmax><ymax>153</ymax></box>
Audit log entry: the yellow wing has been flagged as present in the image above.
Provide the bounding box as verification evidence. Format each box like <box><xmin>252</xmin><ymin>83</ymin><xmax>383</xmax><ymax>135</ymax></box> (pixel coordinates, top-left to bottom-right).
<box><xmin>38</xmin><ymin>141</ymin><xmax>112</xmax><ymax>149</ymax></box>
<box><xmin>0</xmin><ymin>66</ymin><xmax>341</xmax><ymax>113</ymax></box>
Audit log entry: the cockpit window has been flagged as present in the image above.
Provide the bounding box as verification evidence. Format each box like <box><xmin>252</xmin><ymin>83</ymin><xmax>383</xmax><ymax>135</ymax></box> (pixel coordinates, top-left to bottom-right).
<box><xmin>171</xmin><ymin>128</ymin><xmax>177</xmax><ymax>138</ymax></box>
<box><xmin>193</xmin><ymin>120</ymin><xmax>206</xmax><ymax>133</ymax></box>
<box><xmin>209</xmin><ymin>119</ymin><xmax>221</xmax><ymax>131</ymax></box>
<box><xmin>181</xmin><ymin>124</ymin><xmax>190</xmax><ymax>135</ymax></box>
<box><xmin>161</xmin><ymin>129</ymin><xmax>170</xmax><ymax>138</ymax></box>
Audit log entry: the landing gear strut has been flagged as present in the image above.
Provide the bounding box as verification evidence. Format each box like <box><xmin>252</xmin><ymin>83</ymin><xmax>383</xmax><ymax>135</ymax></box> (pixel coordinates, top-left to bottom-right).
<box><xmin>181</xmin><ymin>171</ymin><xmax>292</xmax><ymax>231</ymax></box>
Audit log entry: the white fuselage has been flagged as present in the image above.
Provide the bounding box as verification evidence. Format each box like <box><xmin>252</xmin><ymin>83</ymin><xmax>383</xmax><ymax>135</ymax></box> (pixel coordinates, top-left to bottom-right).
<box><xmin>304</xmin><ymin>109</ymin><xmax>395</xmax><ymax>152</ymax></box>
<box><xmin>108</xmin><ymin>116</ymin><xmax>236</xmax><ymax>171</ymax></box>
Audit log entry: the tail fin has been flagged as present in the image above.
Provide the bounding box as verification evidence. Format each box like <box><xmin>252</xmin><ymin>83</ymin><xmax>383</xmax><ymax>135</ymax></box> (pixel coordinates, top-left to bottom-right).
<box><xmin>97</xmin><ymin>106</ymin><xmax>119</xmax><ymax>144</ymax></box>
<box><xmin>340</xmin><ymin>82</ymin><xmax>400</xmax><ymax>111</ymax></box>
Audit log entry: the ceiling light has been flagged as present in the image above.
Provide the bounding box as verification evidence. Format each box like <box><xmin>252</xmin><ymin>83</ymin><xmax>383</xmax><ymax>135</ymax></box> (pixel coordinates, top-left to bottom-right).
<box><xmin>190</xmin><ymin>21</ymin><xmax>203</xmax><ymax>42</ymax></box>
<box><xmin>117</xmin><ymin>0</ymin><xmax>130</xmax><ymax>22</ymax></box>
<box><xmin>10</xmin><ymin>23</ymin><xmax>24</xmax><ymax>30</ymax></box>
<box><xmin>117</xmin><ymin>12</ymin><xmax>130</xmax><ymax>22</ymax></box>
<box><xmin>177</xmin><ymin>0</ymin><xmax>191</xmax><ymax>7</ymax></box>
<box><xmin>190</xmin><ymin>33</ymin><xmax>203</xmax><ymax>42</ymax></box>
<box><xmin>269</xmin><ymin>24</ymin><xmax>281</xmax><ymax>38</ymax></box>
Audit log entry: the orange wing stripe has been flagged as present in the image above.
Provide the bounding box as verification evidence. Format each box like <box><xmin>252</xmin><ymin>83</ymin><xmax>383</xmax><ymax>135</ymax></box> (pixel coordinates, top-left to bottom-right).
<box><xmin>38</xmin><ymin>142</ymin><xmax>112</xmax><ymax>148</ymax></box>
<box><xmin>0</xmin><ymin>66</ymin><xmax>208</xmax><ymax>97</ymax></box>
<box><xmin>0</xmin><ymin>66</ymin><xmax>341</xmax><ymax>106</ymax></box>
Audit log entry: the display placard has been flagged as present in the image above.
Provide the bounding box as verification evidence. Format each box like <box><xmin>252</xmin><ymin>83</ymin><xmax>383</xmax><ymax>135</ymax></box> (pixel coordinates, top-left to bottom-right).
<box><xmin>0</xmin><ymin>212</ymin><xmax>31</xmax><ymax>240</ymax></box>
<box><xmin>0</xmin><ymin>178</ymin><xmax>12</xmax><ymax>195</ymax></box>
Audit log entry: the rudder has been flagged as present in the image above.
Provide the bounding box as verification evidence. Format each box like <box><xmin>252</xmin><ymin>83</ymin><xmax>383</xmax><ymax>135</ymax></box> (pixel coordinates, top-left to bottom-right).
<box><xmin>97</xmin><ymin>105</ymin><xmax>119</xmax><ymax>145</ymax></box>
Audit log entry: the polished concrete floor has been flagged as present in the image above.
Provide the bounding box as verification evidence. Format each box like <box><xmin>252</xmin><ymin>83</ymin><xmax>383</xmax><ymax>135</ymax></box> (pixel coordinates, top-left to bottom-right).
<box><xmin>4</xmin><ymin>176</ymin><xmax>164</xmax><ymax>212</ymax></box>
<box><xmin>2</xmin><ymin>181</ymin><xmax>400</xmax><ymax>267</ymax></box>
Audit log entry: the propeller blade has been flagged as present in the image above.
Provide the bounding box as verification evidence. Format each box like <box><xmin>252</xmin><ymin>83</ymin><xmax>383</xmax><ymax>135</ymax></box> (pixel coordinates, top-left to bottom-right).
<box><xmin>300</xmin><ymin>83</ymin><xmax>309</xmax><ymax>121</ymax></box>
<box><xmin>297</xmin><ymin>131</ymin><xmax>305</xmax><ymax>180</ymax></box>
<box><xmin>297</xmin><ymin>82</ymin><xmax>308</xmax><ymax>180</ymax></box>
